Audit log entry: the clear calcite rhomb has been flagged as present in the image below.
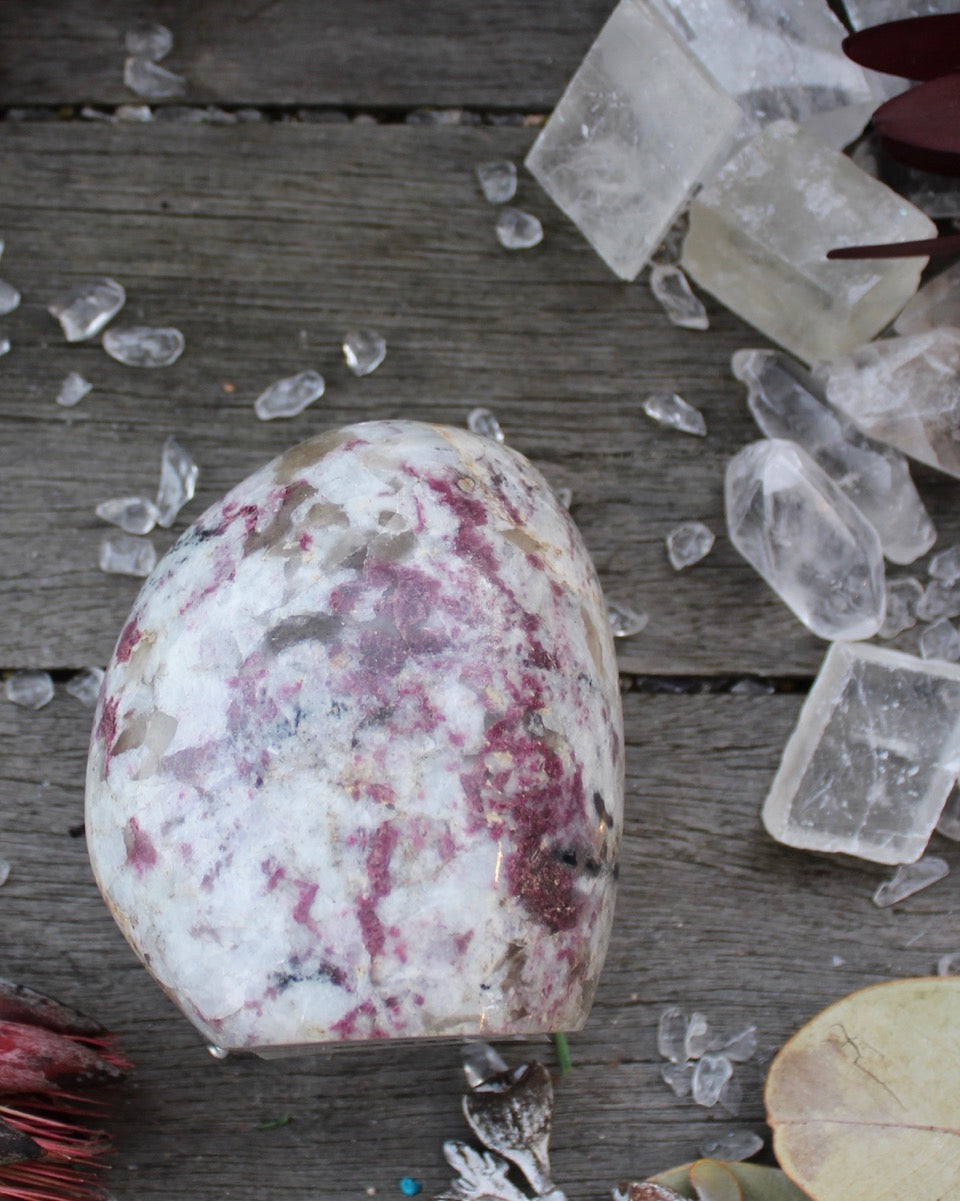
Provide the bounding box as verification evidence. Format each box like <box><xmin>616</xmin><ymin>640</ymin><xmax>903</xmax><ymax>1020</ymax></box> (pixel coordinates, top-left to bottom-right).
<box><xmin>85</xmin><ymin>421</ymin><xmax>624</xmax><ymax>1052</ymax></box>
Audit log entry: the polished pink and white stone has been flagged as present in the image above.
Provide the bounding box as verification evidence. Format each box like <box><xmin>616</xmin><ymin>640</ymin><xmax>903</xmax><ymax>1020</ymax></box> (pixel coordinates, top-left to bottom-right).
<box><xmin>85</xmin><ymin>421</ymin><xmax>624</xmax><ymax>1052</ymax></box>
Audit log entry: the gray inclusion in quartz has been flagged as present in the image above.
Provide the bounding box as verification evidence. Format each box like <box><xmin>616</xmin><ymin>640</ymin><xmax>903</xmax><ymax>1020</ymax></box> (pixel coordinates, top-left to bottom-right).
<box><xmin>725</xmin><ymin>439</ymin><xmax>885</xmax><ymax>641</ymax></box>
<box><xmin>156</xmin><ymin>437</ymin><xmax>199</xmax><ymax>528</ymax></box>
<box><xmin>649</xmin><ymin>264</ymin><xmax>709</xmax><ymax>331</ymax></box>
<box><xmin>733</xmin><ymin>348</ymin><xmax>935</xmax><ymax>565</ymax></box>
<box><xmin>494</xmin><ymin>207</ymin><xmax>543</xmax><ymax>250</ymax></box>
<box><xmin>475</xmin><ymin>161</ymin><xmax>517</xmax><ymax>205</ymax></box>
<box><xmin>48</xmin><ymin>278</ymin><xmax>125</xmax><ymax>342</ymax></box>
<box><xmin>872</xmin><ymin>856</ymin><xmax>950</xmax><ymax>907</ymax></box>
<box><xmin>763</xmin><ymin>643</ymin><xmax>960</xmax><ymax>865</ymax></box>
<box><xmin>254</xmin><ymin>370</ymin><xmax>325</xmax><ymax>421</ymax></box>
<box><xmin>104</xmin><ymin>326</ymin><xmax>184</xmax><ymax>367</ymax></box>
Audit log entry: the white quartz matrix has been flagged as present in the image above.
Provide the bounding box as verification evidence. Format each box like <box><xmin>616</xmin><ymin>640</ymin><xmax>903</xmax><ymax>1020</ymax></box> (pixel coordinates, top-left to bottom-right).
<box><xmin>86</xmin><ymin>421</ymin><xmax>624</xmax><ymax>1052</ymax></box>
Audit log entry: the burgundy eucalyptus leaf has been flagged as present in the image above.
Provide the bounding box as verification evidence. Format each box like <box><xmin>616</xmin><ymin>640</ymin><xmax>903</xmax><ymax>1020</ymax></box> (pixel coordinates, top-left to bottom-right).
<box><xmin>842</xmin><ymin>13</ymin><xmax>960</xmax><ymax>80</ymax></box>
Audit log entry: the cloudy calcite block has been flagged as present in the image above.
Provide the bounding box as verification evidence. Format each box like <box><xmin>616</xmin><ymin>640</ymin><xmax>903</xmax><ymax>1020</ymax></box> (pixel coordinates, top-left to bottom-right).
<box><xmin>525</xmin><ymin>0</ymin><xmax>741</xmax><ymax>281</ymax></box>
<box><xmin>85</xmin><ymin>421</ymin><xmax>624</xmax><ymax>1052</ymax></box>
<box><xmin>682</xmin><ymin>121</ymin><xmax>936</xmax><ymax>364</ymax></box>
<box><xmin>725</xmin><ymin>439</ymin><xmax>885</xmax><ymax>641</ymax></box>
<box><xmin>763</xmin><ymin>643</ymin><xmax>960</xmax><ymax>864</ymax></box>
<box><xmin>822</xmin><ymin>329</ymin><xmax>960</xmax><ymax>479</ymax></box>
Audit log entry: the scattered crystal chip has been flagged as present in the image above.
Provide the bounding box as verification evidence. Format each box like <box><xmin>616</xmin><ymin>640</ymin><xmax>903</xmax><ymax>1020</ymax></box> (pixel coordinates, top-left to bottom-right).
<box><xmin>717</xmin><ymin>1025</ymin><xmax>758</xmax><ymax>1063</ymax></box>
<box><xmin>48</xmin><ymin>277</ymin><xmax>125</xmax><ymax>342</ymax></box>
<box><xmin>65</xmin><ymin>667</ymin><xmax>105</xmax><ymax>708</ymax></box>
<box><xmin>929</xmin><ymin>544</ymin><xmax>960</xmax><ymax>582</ymax></box>
<box><xmin>879</xmin><ymin>578</ymin><xmax>923</xmax><ymax>640</ymax></box>
<box><xmin>254</xmin><ymin>370</ymin><xmax>325</xmax><ymax>421</ymax></box>
<box><xmin>56</xmin><ymin>372</ymin><xmax>93</xmax><ymax>408</ymax></box>
<box><xmin>156</xmin><ymin>437</ymin><xmax>199</xmax><ymax>527</ymax></box>
<box><xmin>466</xmin><ymin>407</ymin><xmax>505</xmax><ymax>443</ymax></box>
<box><xmin>124</xmin><ymin>57</ymin><xmax>186</xmax><ymax>101</ymax></box>
<box><xmin>650</xmin><ymin>265</ymin><xmax>709</xmax><ymax>331</ymax></box>
<box><xmin>642</xmin><ymin>392</ymin><xmax>706</xmax><ymax>437</ymax></box>
<box><xmin>607</xmin><ymin>601</ymin><xmax>648</xmax><ymax>639</ymax></box>
<box><xmin>0</xmin><ymin>280</ymin><xmax>20</xmax><ymax>316</ymax></box>
<box><xmin>660</xmin><ymin>1061</ymin><xmax>694</xmax><ymax>1098</ymax></box>
<box><xmin>920</xmin><ymin>619</ymin><xmax>960</xmax><ymax>663</ymax></box>
<box><xmin>125</xmin><ymin>21</ymin><xmax>174</xmax><ymax>61</ymax></box>
<box><xmin>872</xmin><ymin>856</ymin><xmax>950</xmax><ymax>907</ymax></box>
<box><xmin>937</xmin><ymin>951</ymin><xmax>960</xmax><ymax>976</ymax></box>
<box><xmin>657</xmin><ymin>1006</ymin><xmax>688</xmax><ymax>1063</ymax></box>
<box><xmin>461</xmin><ymin>1041</ymin><xmax>509</xmax><ymax>1088</ymax></box>
<box><xmin>4</xmin><ymin>670</ymin><xmax>54</xmax><ymax>710</ymax></box>
<box><xmin>666</xmin><ymin>522</ymin><xmax>714</xmax><ymax>571</ymax></box>
<box><xmin>96</xmin><ymin>496</ymin><xmax>160</xmax><ymax>536</ymax></box>
<box><xmin>0</xmin><ymin>861</ymin><xmax>9</xmax><ymax>887</ymax></box>
<box><xmin>103</xmin><ymin>326</ymin><xmax>184</xmax><ymax>368</ymax></box>
<box><xmin>475</xmin><ymin>161</ymin><xmax>517</xmax><ymax>205</ymax></box>
<box><xmin>495</xmin><ymin>207</ymin><xmax>543</xmax><ymax>250</ymax></box>
<box><xmin>699</xmin><ymin>1130</ymin><xmax>763</xmax><ymax>1163</ymax></box>
<box><xmin>691</xmin><ymin>1053</ymin><xmax>733</xmax><ymax>1107</ymax></box>
<box><xmin>0</xmin><ymin>337</ymin><xmax>10</xmax><ymax>358</ymax></box>
<box><xmin>99</xmin><ymin>532</ymin><xmax>157</xmax><ymax>577</ymax></box>
<box><xmin>917</xmin><ymin>579</ymin><xmax>960</xmax><ymax>624</ymax></box>
<box><xmin>342</xmin><ymin>329</ymin><xmax>386</xmax><ymax>377</ymax></box>
<box><xmin>684</xmin><ymin>1012</ymin><xmax>710</xmax><ymax>1060</ymax></box>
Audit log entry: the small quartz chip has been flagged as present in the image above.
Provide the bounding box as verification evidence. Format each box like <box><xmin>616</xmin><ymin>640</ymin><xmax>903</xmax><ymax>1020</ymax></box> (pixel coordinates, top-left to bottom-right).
<box><xmin>920</xmin><ymin>619</ymin><xmax>960</xmax><ymax>663</ymax></box>
<box><xmin>607</xmin><ymin>601</ymin><xmax>649</xmax><ymax>639</ymax></box>
<box><xmin>48</xmin><ymin>277</ymin><xmax>125</xmax><ymax>342</ymax></box>
<box><xmin>342</xmin><ymin>329</ymin><xmax>386</xmax><ymax>377</ymax></box>
<box><xmin>726</xmin><ymin>439</ymin><xmax>885</xmax><ymax>641</ymax></box>
<box><xmin>929</xmin><ymin>544</ymin><xmax>960</xmax><ymax>583</ymax></box>
<box><xmin>56</xmin><ymin>372</ymin><xmax>93</xmax><ymax>408</ymax></box>
<box><xmin>65</xmin><ymin>667</ymin><xmax>105</xmax><ymax>708</ymax></box>
<box><xmin>124</xmin><ymin>57</ymin><xmax>186</xmax><ymax>101</ymax></box>
<box><xmin>762</xmin><ymin>642</ymin><xmax>960</xmax><ymax>865</ymax></box>
<box><xmin>495</xmin><ymin>207</ymin><xmax>543</xmax><ymax>250</ymax></box>
<box><xmin>125</xmin><ymin>21</ymin><xmax>174</xmax><ymax>61</ymax></box>
<box><xmin>684</xmin><ymin>1012</ymin><xmax>710</xmax><ymax>1060</ymax></box>
<box><xmin>466</xmin><ymin>407</ymin><xmax>505</xmax><ymax>443</ymax></box>
<box><xmin>872</xmin><ymin>856</ymin><xmax>950</xmax><ymax>908</ymax></box>
<box><xmin>660</xmin><ymin>1061</ymin><xmax>694</xmax><ymax>1097</ymax></box>
<box><xmin>0</xmin><ymin>280</ymin><xmax>20</xmax><ymax>316</ymax></box>
<box><xmin>649</xmin><ymin>264</ymin><xmax>709</xmax><ymax>331</ymax></box>
<box><xmin>937</xmin><ymin>950</ymin><xmax>960</xmax><ymax>976</ymax></box>
<box><xmin>96</xmin><ymin>496</ymin><xmax>160</xmax><ymax>536</ymax></box>
<box><xmin>642</xmin><ymin>392</ymin><xmax>706</xmax><ymax>437</ymax></box>
<box><xmin>99</xmin><ymin>532</ymin><xmax>157</xmax><ymax>577</ymax></box>
<box><xmin>716</xmin><ymin>1024</ymin><xmax>758</xmax><ymax>1062</ymax></box>
<box><xmin>475</xmin><ymin>161</ymin><xmax>517</xmax><ymax>205</ymax></box>
<box><xmin>4</xmin><ymin>670</ymin><xmax>54</xmax><ymax>710</ymax></box>
<box><xmin>525</xmin><ymin>0</ymin><xmax>741</xmax><ymax>280</ymax></box>
<box><xmin>461</xmin><ymin>1041</ymin><xmax>508</xmax><ymax>1088</ymax></box>
<box><xmin>0</xmin><ymin>861</ymin><xmax>10</xmax><ymax>887</ymax></box>
<box><xmin>115</xmin><ymin>104</ymin><xmax>153</xmax><ymax>123</ymax></box>
<box><xmin>254</xmin><ymin>370</ymin><xmax>325</xmax><ymax>421</ymax></box>
<box><xmin>878</xmin><ymin>577</ymin><xmax>923</xmax><ymax>640</ymax></box>
<box><xmin>691</xmin><ymin>1053</ymin><xmax>733</xmax><ymax>1107</ymax></box>
<box><xmin>657</xmin><ymin>1006</ymin><xmax>688</xmax><ymax>1063</ymax></box>
<box><xmin>156</xmin><ymin>436</ymin><xmax>199</xmax><ymax>528</ymax></box>
<box><xmin>895</xmin><ymin>259</ymin><xmax>960</xmax><ymax>336</ymax></box>
<box><xmin>682</xmin><ymin>121</ymin><xmax>936</xmax><ymax>364</ymax></box>
<box><xmin>666</xmin><ymin>522</ymin><xmax>714</xmax><ymax>571</ymax></box>
<box><xmin>103</xmin><ymin>326</ymin><xmax>184</xmax><ymax>368</ymax></box>
<box><xmin>699</xmin><ymin>1130</ymin><xmax>764</xmax><ymax>1163</ymax></box>
<box><xmin>0</xmin><ymin>337</ymin><xmax>10</xmax><ymax>358</ymax></box>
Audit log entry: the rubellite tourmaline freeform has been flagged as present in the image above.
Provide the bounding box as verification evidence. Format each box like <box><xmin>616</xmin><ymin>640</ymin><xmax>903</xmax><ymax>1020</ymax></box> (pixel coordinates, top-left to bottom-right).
<box><xmin>85</xmin><ymin>421</ymin><xmax>624</xmax><ymax>1052</ymax></box>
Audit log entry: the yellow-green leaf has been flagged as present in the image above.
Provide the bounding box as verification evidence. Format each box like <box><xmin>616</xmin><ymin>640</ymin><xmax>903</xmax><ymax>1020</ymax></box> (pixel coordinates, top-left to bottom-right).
<box><xmin>650</xmin><ymin>1161</ymin><xmax>809</xmax><ymax>1201</ymax></box>
<box><xmin>766</xmin><ymin>977</ymin><xmax>960</xmax><ymax>1201</ymax></box>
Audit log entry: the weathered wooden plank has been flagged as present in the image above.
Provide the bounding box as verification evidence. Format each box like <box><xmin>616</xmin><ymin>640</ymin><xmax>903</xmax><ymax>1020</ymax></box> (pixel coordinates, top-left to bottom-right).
<box><xmin>0</xmin><ymin>0</ymin><xmax>611</xmax><ymax>109</ymax></box>
<box><xmin>1</xmin><ymin>689</ymin><xmax>955</xmax><ymax>1199</ymax></box>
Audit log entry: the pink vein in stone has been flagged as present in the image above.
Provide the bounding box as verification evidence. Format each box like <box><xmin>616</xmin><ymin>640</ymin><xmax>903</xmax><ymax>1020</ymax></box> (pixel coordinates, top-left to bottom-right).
<box><xmin>124</xmin><ymin>817</ymin><xmax>158</xmax><ymax>874</ymax></box>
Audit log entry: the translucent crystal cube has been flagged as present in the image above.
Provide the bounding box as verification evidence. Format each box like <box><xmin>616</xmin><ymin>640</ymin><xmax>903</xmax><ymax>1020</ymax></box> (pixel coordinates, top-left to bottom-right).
<box><xmin>763</xmin><ymin>642</ymin><xmax>960</xmax><ymax>865</ymax></box>
<box><xmin>682</xmin><ymin>121</ymin><xmax>936</xmax><ymax>364</ymax></box>
<box><xmin>525</xmin><ymin>0</ymin><xmax>741</xmax><ymax>281</ymax></box>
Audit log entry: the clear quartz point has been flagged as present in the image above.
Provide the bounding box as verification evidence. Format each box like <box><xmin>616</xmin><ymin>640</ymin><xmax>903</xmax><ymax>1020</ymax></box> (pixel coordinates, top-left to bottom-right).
<box><xmin>467</xmin><ymin>407</ymin><xmax>505</xmax><ymax>443</ymax></box>
<box><xmin>684</xmin><ymin>1012</ymin><xmax>710</xmax><ymax>1060</ymax></box>
<box><xmin>878</xmin><ymin>577</ymin><xmax>923</xmax><ymax>640</ymax></box>
<box><xmin>461</xmin><ymin>1041</ymin><xmax>509</xmax><ymax>1088</ymax></box>
<box><xmin>660</xmin><ymin>1061</ymin><xmax>694</xmax><ymax>1097</ymax></box>
<box><xmin>124</xmin><ymin>57</ymin><xmax>186</xmax><ymax>101</ymax></box>
<box><xmin>125</xmin><ymin>22</ymin><xmax>174</xmax><ymax>61</ymax></box>
<box><xmin>4</xmin><ymin>670</ymin><xmax>54</xmax><ymax>710</ymax></box>
<box><xmin>666</xmin><ymin>522</ymin><xmax>714</xmax><ymax>571</ymax></box>
<box><xmin>103</xmin><ymin>326</ymin><xmax>184</xmax><ymax>367</ymax></box>
<box><xmin>99</xmin><ymin>532</ymin><xmax>157</xmax><ymax>578</ymax></box>
<box><xmin>56</xmin><ymin>372</ymin><xmax>93</xmax><ymax>408</ymax></box>
<box><xmin>475</xmin><ymin>161</ymin><xmax>517</xmax><ymax>205</ymax></box>
<box><xmin>606</xmin><ymin>601</ymin><xmax>648</xmax><ymax>639</ymax></box>
<box><xmin>642</xmin><ymin>392</ymin><xmax>706</xmax><ymax>437</ymax></box>
<box><xmin>96</xmin><ymin>496</ymin><xmax>160</xmax><ymax>536</ymax></box>
<box><xmin>929</xmin><ymin>544</ymin><xmax>960</xmax><ymax>582</ymax></box>
<box><xmin>872</xmin><ymin>856</ymin><xmax>950</xmax><ymax>907</ymax></box>
<box><xmin>920</xmin><ymin>619</ymin><xmax>960</xmax><ymax>663</ymax></box>
<box><xmin>65</xmin><ymin>667</ymin><xmax>105</xmax><ymax>708</ymax></box>
<box><xmin>254</xmin><ymin>370</ymin><xmax>325</xmax><ymax>420</ymax></box>
<box><xmin>937</xmin><ymin>950</ymin><xmax>960</xmax><ymax>976</ymax></box>
<box><xmin>657</xmin><ymin>1006</ymin><xmax>689</xmax><ymax>1063</ymax></box>
<box><xmin>48</xmin><ymin>277</ymin><xmax>125</xmax><ymax>342</ymax></box>
<box><xmin>699</xmin><ymin>1129</ymin><xmax>763</xmax><ymax>1162</ymax></box>
<box><xmin>495</xmin><ymin>207</ymin><xmax>543</xmax><ymax>250</ymax></box>
<box><xmin>649</xmin><ymin>264</ymin><xmax>709</xmax><ymax>331</ymax></box>
<box><xmin>691</xmin><ymin>1053</ymin><xmax>733</xmax><ymax>1107</ymax></box>
<box><xmin>156</xmin><ymin>437</ymin><xmax>199</xmax><ymax>528</ymax></box>
<box><xmin>0</xmin><ymin>280</ymin><xmax>20</xmax><ymax>316</ymax></box>
<box><xmin>938</xmin><ymin>787</ymin><xmax>960</xmax><ymax>841</ymax></box>
<box><xmin>342</xmin><ymin>329</ymin><xmax>386</xmax><ymax>377</ymax></box>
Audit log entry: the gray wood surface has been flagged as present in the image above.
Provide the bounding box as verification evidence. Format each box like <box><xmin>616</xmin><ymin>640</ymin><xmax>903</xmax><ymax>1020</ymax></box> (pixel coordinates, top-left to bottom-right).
<box><xmin>3</xmin><ymin>689</ymin><xmax>956</xmax><ymax>1200</ymax></box>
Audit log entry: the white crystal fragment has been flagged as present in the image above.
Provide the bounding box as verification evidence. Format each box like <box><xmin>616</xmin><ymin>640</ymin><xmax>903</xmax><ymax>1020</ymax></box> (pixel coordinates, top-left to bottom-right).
<box><xmin>872</xmin><ymin>856</ymin><xmax>950</xmax><ymax>908</ymax></box>
<box><xmin>666</xmin><ymin>522</ymin><xmax>714</xmax><ymax>571</ymax></box>
<box><xmin>649</xmin><ymin>265</ymin><xmax>709</xmax><ymax>331</ymax></box>
<box><xmin>657</xmin><ymin>1005</ymin><xmax>688</xmax><ymax>1063</ymax></box>
<box><xmin>56</xmin><ymin>372</ymin><xmax>93</xmax><ymax>408</ymax></box>
<box><xmin>4</xmin><ymin>670</ymin><xmax>54</xmax><ymax>710</ymax></box>
<box><xmin>683</xmin><ymin>121</ymin><xmax>936</xmax><ymax>365</ymax></box>
<box><xmin>253</xmin><ymin>370</ymin><xmax>325</xmax><ymax>421</ymax></box>
<box><xmin>607</xmin><ymin>601</ymin><xmax>649</xmax><ymax>639</ymax></box>
<box><xmin>917</xmin><ymin>579</ymin><xmax>960</xmax><ymax>624</ymax></box>
<box><xmin>733</xmin><ymin>348</ymin><xmax>935</xmax><ymax>565</ymax></box>
<box><xmin>65</xmin><ymin>667</ymin><xmax>105</xmax><ymax>708</ymax></box>
<box><xmin>0</xmin><ymin>280</ymin><xmax>20</xmax><ymax>316</ymax></box>
<box><xmin>920</xmin><ymin>619</ymin><xmax>960</xmax><ymax>663</ymax></box>
<box><xmin>699</xmin><ymin>1130</ymin><xmax>764</xmax><ymax>1163</ymax></box>
<box><xmin>495</xmin><ymin>207</ymin><xmax>543</xmax><ymax>250</ymax></box>
<box><xmin>467</xmin><ymin>407</ymin><xmax>505</xmax><ymax>443</ymax></box>
<box><xmin>99</xmin><ymin>532</ymin><xmax>157</xmax><ymax>577</ymax></box>
<box><xmin>718</xmin><ymin>1074</ymin><xmax>743</xmax><ymax>1117</ymax></box>
<box><xmin>660</xmin><ymin>1061</ymin><xmax>694</xmax><ymax>1097</ymax></box>
<box><xmin>895</xmin><ymin>260</ymin><xmax>960</xmax><ymax>336</ymax></box>
<box><xmin>716</xmin><ymin>1024</ymin><xmax>758</xmax><ymax>1063</ymax></box>
<box><xmin>461</xmin><ymin>1041</ymin><xmax>509</xmax><ymax>1088</ymax></box>
<box><xmin>103</xmin><ymin>326</ymin><xmax>184</xmax><ymax>368</ymax></box>
<box><xmin>206</xmin><ymin>1044</ymin><xmax>229</xmax><ymax>1059</ymax></box>
<box><xmin>938</xmin><ymin>787</ymin><xmax>960</xmax><ymax>841</ymax></box>
<box><xmin>125</xmin><ymin>21</ymin><xmax>174</xmax><ymax>61</ymax></box>
<box><xmin>342</xmin><ymin>329</ymin><xmax>386</xmax><ymax>377</ymax></box>
<box><xmin>0</xmin><ymin>861</ymin><xmax>9</xmax><ymax>887</ymax></box>
<box><xmin>156</xmin><ymin>437</ymin><xmax>199</xmax><ymax>528</ymax></box>
<box><xmin>642</xmin><ymin>392</ymin><xmax>706</xmax><ymax>437</ymax></box>
<box><xmin>684</xmin><ymin>1012</ymin><xmax>710</xmax><ymax>1060</ymax></box>
<box><xmin>691</xmin><ymin>1053</ymin><xmax>733</xmax><ymax>1107</ymax></box>
<box><xmin>96</xmin><ymin>496</ymin><xmax>160</xmax><ymax>536</ymax></box>
<box><xmin>0</xmin><ymin>337</ymin><xmax>10</xmax><ymax>358</ymax></box>
<box><xmin>726</xmin><ymin>440</ymin><xmax>885</xmax><ymax>642</ymax></box>
<box><xmin>937</xmin><ymin>950</ymin><xmax>960</xmax><ymax>976</ymax></box>
<box><xmin>475</xmin><ymin>161</ymin><xmax>517</xmax><ymax>205</ymax></box>
<box><xmin>762</xmin><ymin>642</ymin><xmax>960</xmax><ymax>865</ymax></box>
<box><xmin>525</xmin><ymin>0</ymin><xmax>741</xmax><ymax>281</ymax></box>
<box><xmin>115</xmin><ymin>104</ymin><xmax>153</xmax><ymax>123</ymax></box>
<box><xmin>878</xmin><ymin>577</ymin><xmax>923</xmax><ymax>640</ymax></box>
<box><xmin>555</xmin><ymin>486</ymin><xmax>573</xmax><ymax>510</ymax></box>
<box><xmin>823</xmin><ymin>329</ymin><xmax>960</xmax><ymax>480</ymax></box>
<box><xmin>124</xmin><ymin>57</ymin><xmax>186</xmax><ymax>101</ymax></box>
<box><xmin>930</xmin><ymin>544</ymin><xmax>960</xmax><ymax>583</ymax></box>
<box><xmin>48</xmin><ymin>278</ymin><xmax>125</xmax><ymax>342</ymax></box>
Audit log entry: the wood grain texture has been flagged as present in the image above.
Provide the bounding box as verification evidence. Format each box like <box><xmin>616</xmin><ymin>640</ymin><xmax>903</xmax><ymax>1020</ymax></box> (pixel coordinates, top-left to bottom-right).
<box><xmin>0</xmin><ymin>0</ymin><xmax>612</xmax><ymax>109</ymax></box>
<box><xmin>1</xmin><ymin>689</ymin><xmax>956</xmax><ymax>1199</ymax></box>
<box><xmin>1</xmin><ymin>122</ymin><xmax>956</xmax><ymax>676</ymax></box>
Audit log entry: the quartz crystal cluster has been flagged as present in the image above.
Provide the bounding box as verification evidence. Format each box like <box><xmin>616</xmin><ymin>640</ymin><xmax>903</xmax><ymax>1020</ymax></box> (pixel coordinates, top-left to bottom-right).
<box><xmin>85</xmin><ymin>421</ymin><xmax>624</xmax><ymax>1051</ymax></box>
